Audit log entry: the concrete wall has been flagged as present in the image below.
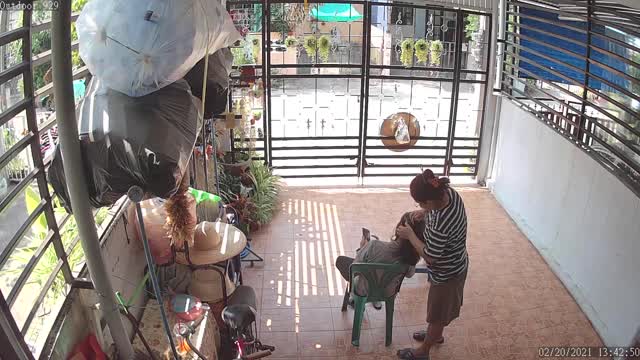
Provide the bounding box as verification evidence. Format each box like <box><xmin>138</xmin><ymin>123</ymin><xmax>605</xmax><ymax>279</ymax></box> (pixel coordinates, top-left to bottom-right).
<box><xmin>489</xmin><ymin>99</ymin><xmax>640</xmax><ymax>347</ymax></box>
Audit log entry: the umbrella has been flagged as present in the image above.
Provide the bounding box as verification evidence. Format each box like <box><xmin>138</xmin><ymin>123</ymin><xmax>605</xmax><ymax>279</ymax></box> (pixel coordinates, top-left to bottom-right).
<box><xmin>310</xmin><ymin>4</ymin><xmax>363</xmax><ymax>22</ymax></box>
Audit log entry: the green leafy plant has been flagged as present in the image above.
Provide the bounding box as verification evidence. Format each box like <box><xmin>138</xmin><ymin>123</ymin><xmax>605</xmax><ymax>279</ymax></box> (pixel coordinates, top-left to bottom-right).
<box><xmin>303</xmin><ymin>36</ymin><xmax>317</xmax><ymax>58</ymax></box>
<box><xmin>5</xmin><ymin>185</ymin><xmax>109</xmax><ymax>307</ymax></box>
<box><xmin>400</xmin><ymin>39</ymin><xmax>414</xmax><ymax>68</ymax></box>
<box><xmin>252</xmin><ymin>38</ymin><xmax>261</xmax><ymax>62</ymax></box>
<box><xmin>285</xmin><ymin>36</ymin><xmax>297</xmax><ymax>48</ymax></box>
<box><xmin>430</xmin><ymin>40</ymin><xmax>444</xmax><ymax>66</ymax></box>
<box><xmin>464</xmin><ymin>14</ymin><xmax>481</xmax><ymax>41</ymax></box>
<box><xmin>317</xmin><ymin>35</ymin><xmax>331</xmax><ymax>63</ymax></box>
<box><xmin>414</xmin><ymin>39</ymin><xmax>429</xmax><ymax>64</ymax></box>
<box><xmin>247</xmin><ymin>161</ymin><xmax>280</xmax><ymax>226</ymax></box>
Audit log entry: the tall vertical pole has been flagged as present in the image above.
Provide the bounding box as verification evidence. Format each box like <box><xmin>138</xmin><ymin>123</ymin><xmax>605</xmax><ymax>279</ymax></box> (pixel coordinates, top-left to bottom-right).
<box><xmin>51</xmin><ymin>1</ymin><xmax>135</xmax><ymax>358</ymax></box>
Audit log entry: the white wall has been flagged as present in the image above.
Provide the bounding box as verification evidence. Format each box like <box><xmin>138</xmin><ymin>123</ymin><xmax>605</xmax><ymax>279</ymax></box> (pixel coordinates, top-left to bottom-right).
<box><xmin>489</xmin><ymin>99</ymin><xmax>640</xmax><ymax>347</ymax></box>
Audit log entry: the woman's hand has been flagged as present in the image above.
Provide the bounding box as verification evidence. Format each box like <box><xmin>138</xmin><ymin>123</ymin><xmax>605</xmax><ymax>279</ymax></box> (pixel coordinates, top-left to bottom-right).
<box><xmin>396</xmin><ymin>225</ymin><xmax>417</xmax><ymax>242</ymax></box>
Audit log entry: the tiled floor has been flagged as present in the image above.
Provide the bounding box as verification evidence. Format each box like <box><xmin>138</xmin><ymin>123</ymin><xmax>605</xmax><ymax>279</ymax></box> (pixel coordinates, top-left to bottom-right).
<box><xmin>243</xmin><ymin>186</ymin><xmax>604</xmax><ymax>360</ymax></box>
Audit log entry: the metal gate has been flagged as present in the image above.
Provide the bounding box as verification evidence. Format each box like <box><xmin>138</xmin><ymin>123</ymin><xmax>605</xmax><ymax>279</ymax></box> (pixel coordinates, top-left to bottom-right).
<box><xmin>227</xmin><ymin>1</ymin><xmax>492</xmax><ymax>179</ymax></box>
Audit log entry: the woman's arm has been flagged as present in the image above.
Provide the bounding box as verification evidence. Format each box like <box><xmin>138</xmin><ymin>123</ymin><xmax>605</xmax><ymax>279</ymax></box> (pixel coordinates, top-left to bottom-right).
<box><xmin>397</xmin><ymin>225</ymin><xmax>435</xmax><ymax>265</ymax></box>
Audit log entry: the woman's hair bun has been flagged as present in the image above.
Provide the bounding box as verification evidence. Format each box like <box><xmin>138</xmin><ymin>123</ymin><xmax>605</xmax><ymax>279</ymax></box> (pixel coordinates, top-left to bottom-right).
<box><xmin>422</xmin><ymin>169</ymin><xmax>436</xmax><ymax>179</ymax></box>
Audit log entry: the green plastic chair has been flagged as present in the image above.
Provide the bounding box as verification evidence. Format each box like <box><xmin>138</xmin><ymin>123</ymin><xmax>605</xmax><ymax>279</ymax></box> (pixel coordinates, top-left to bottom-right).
<box><xmin>342</xmin><ymin>262</ymin><xmax>410</xmax><ymax>347</ymax></box>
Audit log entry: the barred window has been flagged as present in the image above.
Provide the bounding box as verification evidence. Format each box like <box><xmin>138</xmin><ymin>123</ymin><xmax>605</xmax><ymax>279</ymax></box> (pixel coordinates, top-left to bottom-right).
<box><xmin>501</xmin><ymin>0</ymin><xmax>640</xmax><ymax>194</ymax></box>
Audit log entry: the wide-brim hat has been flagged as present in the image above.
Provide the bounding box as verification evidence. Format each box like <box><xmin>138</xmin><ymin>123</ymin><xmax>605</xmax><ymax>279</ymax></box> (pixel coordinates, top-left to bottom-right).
<box><xmin>380</xmin><ymin>112</ymin><xmax>420</xmax><ymax>152</ymax></box>
<box><xmin>176</xmin><ymin>221</ymin><xmax>247</xmax><ymax>266</ymax></box>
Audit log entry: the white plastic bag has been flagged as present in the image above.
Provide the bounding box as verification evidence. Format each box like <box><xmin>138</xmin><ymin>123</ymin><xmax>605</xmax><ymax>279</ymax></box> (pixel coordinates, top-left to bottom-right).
<box><xmin>395</xmin><ymin>119</ymin><xmax>411</xmax><ymax>145</ymax></box>
<box><xmin>77</xmin><ymin>0</ymin><xmax>242</xmax><ymax>97</ymax></box>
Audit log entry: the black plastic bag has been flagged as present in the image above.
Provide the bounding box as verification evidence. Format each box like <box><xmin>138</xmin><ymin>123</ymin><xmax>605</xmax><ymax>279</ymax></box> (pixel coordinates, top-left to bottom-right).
<box><xmin>49</xmin><ymin>78</ymin><xmax>202</xmax><ymax>210</ymax></box>
<box><xmin>184</xmin><ymin>48</ymin><xmax>233</xmax><ymax>118</ymax></box>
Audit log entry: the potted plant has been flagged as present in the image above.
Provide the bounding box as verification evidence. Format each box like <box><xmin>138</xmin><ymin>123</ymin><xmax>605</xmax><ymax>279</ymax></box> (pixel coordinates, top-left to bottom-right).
<box><xmin>414</xmin><ymin>39</ymin><xmax>429</xmax><ymax>64</ymax></box>
<box><xmin>318</xmin><ymin>35</ymin><xmax>331</xmax><ymax>63</ymax></box>
<box><xmin>303</xmin><ymin>35</ymin><xmax>317</xmax><ymax>58</ymax></box>
<box><xmin>285</xmin><ymin>36</ymin><xmax>297</xmax><ymax>48</ymax></box>
<box><xmin>400</xmin><ymin>38</ymin><xmax>414</xmax><ymax>68</ymax></box>
<box><xmin>247</xmin><ymin>161</ymin><xmax>280</xmax><ymax>227</ymax></box>
<box><xmin>430</xmin><ymin>40</ymin><xmax>444</xmax><ymax>66</ymax></box>
<box><xmin>220</xmin><ymin>151</ymin><xmax>252</xmax><ymax>176</ymax></box>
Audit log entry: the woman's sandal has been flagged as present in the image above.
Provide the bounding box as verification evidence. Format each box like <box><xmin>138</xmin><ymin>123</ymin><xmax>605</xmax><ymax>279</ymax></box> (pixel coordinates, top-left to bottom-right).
<box><xmin>397</xmin><ymin>348</ymin><xmax>429</xmax><ymax>360</ymax></box>
<box><xmin>412</xmin><ymin>330</ymin><xmax>444</xmax><ymax>343</ymax></box>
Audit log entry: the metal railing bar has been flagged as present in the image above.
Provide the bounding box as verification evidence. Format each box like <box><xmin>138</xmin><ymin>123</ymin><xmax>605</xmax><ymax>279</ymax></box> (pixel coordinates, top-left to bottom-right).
<box><xmin>0</xmin><ymin>201</ymin><xmax>46</xmax><ymax>270</ymax></box>
<box><xmin>0</xmin><ymin>27</ymin><xmax>29</xmax><ymax>47</ymax></box>
<box><xmin>0</xmin><ymin>62</ymin><xmax>29</xmax><ymax>85</ymax></box>
<box><xmin>0</xmin><ymin>168</ymin><xmax>39</xmax><ymax>214</ymax></box>
<box><xmin>269</xmin><ymin>64</ymin><xmax>363</xmax><ymax>69</ymax></box>
<box><xmin>272</xmin><ymin>155</ymin><xmax>357</xmax><ymax>160</ymax></box>
<box><xmin>366</xmin><ymin>155</ymin><xmax>448</xmax><ymax>159</ymax></box>
<box><xmin>272</xmin><ymin>164</ymin><xmax>354</xmax><ymax>169</ymax></box>
<box><xmin>503</xmin><ymin>81</ymin><xmax>640</xmax><ymax>174</ymax></box>
<box><xmin>365</xmin><ymin>145</ymin><xmax>448</xmax><ymax>149</ymax></box>
<box><xmin>367</xmin><ymin>164</ymin><xmax>446</xmax><ymax>168</ymax></box>
<box><xmin>6</xmin><ymin>233</ymin><xmax>55</xmax><ymax>307</ymax></box>
<box><xmin>588</xmin><ymin>43</ymin><xmax>640</xmax><ymax>78</ymax></box>
<box><xmin>502</xmin><ymin>91</ymin><xmax>640</xmax><ymax>196</ymax></box>
<box><xmin>504</xmin><ymin>37</ymin><xmax>587</xmax><ymax>74</ymax></box>
<box><xmin>270</xmin><ymin>74</ymin><xmax>362</xmax><ymax>79</ymax></box>
<box><xmin>20</xmin><ymin>260</ymin><xmax>64</xmax><ymax>334</ymax></box>
<box><xmin>35</xmin><ymin>66</ymin><xmax>88</xmax><ymax>99</ymax></box>
<box><xmin>590</xmin><ymin>31</ymin><xmax>640</xmax><ymax>58</ymax></box>
<box><xmin>504</xmin><ymin>72</ymin><xmax>640</xmax><ymax>157</ymax></box>
<box><xmin>506</xmin><ymin>20</ymin><xmax>585</xmax><ymax>47</ymax></box>
<box><xmin>0</xmin><ymin>133</ymin><xmax>33</xmax><ymax>170</ymax></box>
<box><xmin>369</xmin><ymin>64</ymin><xmax>456</xmax><ymax>73</ymax></box>
<box><xmin>271</xmin><ymin>136</ymin><xmax>360</xmax><ymax>140</ymax></box>
<box><xmin>505</xmin><ymin>10</ymin><xmax>587</xmax><ymax>34</ymax></box>
<box><xmin>368</xmin><ymin>75</ymin><xmax>454</xmax><ymax>82</ymax></box>
<box><xmin>30</xmin><ymin>13</ymin><xmax>80</xmax><ymax>33</ymax></box>
<box><xmin>367</xmin><ymin>136</ymin><xmax>449</xmax><ymax>140</ymax></box>
<box><xmin>278</xmin><ymin>174</ymin><xmax>356</xmax><ymax>178</ymax></box>
<box><xmin>32</xmin><ymin>41</ymin><xmax>79</xmax><ymax>68</ymax></box>
<box><xmin>271</xmin><ymin>145</ymin><xmax>360</xmax><ymax>150</ymax></box>
<box><xmin>0</xmin><ymin>99</ymin><xmax>31</xmax><ymax>127</ymax></box>
<box><xmin>504</xmin><ymin>49</ymin><xmax>640</xmax><ymax>125</ymax></box>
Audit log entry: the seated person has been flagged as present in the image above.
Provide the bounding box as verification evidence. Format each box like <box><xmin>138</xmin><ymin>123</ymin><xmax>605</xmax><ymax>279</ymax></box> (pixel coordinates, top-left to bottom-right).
<box><xmin>335</xmin><ymin>211</ymin><xmax>424</xmax><ymax>309</ymax></box>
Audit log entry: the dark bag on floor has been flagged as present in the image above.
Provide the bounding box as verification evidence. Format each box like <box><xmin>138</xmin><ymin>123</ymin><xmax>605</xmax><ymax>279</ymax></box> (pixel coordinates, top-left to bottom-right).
<box><xmin>49</xmin><ymin>78</ymin><xmax>202</xmax><ymax>211</ymax></box>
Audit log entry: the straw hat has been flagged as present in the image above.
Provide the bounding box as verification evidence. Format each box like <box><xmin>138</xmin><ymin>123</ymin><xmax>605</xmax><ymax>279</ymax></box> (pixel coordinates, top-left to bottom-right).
<box><xmin>176</xmin><ymin>221</ymin><xmax>247</xmax><ymax>265</ymax></box>
<box><xmin>380</xmin><ymin>112</ymin><xmax>420</xmax><ymax>152</ymax></box>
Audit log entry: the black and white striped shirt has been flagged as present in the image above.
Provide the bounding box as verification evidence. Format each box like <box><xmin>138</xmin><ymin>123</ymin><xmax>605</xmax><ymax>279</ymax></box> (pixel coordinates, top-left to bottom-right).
<box><xmin>422</xmin><ymin>187</ymin><xmax>469</xmax><ymax>284</ymax></box>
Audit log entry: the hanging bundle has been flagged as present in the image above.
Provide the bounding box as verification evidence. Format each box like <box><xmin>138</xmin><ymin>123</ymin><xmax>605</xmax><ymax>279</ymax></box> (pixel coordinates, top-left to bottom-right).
<box><xmin>285</xmin><ymin>36</ymin><xmax>297</xmax><ymax>48</ymax></box>
<box><xmin>400</xmin><ymin>39</ymin><xmax>414</xmax><ymax>68</ymax></box>
<box><xmin>430</xmin><ymin>40</ymin><xmax>444</xmax><ymax>66</ymax></box>
<box><xmin>317</xmin><ymin>35</ymin><xmax>331</xmax><ymax>63</ymax></box>
<box><xmin>414</xmin><ymin>39</ymin><xmax>429</xmax><ymax>64</ymax></box>
<box><xmin>303</xmin><ymin>35</ymin><xmax>317</xmax><ymax>58</ymax></box>
<box><xmin>252</xmin><ymin>38</ymin><xmax>261</xmax><ymax>62</ymax></box>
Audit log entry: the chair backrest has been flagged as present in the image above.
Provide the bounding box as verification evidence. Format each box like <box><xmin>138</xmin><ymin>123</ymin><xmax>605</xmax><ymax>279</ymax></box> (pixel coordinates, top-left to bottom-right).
<box><xmin>349</xmin><ymin>263</ymin><xmax>410</xmax><ymax>301</ymax></box>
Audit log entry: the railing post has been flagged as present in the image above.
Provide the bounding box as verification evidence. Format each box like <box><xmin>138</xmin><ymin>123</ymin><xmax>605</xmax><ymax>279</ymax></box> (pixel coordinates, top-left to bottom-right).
<box><xmin>50</xmin><ymin>1</ymin><xmax>135</xmax><ymax>358</ymax></box>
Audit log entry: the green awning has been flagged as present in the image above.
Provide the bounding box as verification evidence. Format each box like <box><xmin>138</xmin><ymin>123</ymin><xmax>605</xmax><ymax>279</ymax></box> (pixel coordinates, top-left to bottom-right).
<box><xmin>310</xmin><ymin>4</ymin><xmax>363</xmax><ymax>22</ymax></box>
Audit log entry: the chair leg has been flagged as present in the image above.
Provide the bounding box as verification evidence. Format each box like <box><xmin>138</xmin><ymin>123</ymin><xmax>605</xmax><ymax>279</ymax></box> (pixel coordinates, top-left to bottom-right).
<box><xmin>341</xmin><ymin>284</ymin><xmax>350</xmax><ymax>312</ymax></box>
<box><xmin>384</xmin><ymin>298</ymin><xmax>395</xmax><ymax>347</ymax></box>
<box><xmin>351</xmin><ymin>296</ymin><xmax>367</xmax><ymax>347</ymax></box>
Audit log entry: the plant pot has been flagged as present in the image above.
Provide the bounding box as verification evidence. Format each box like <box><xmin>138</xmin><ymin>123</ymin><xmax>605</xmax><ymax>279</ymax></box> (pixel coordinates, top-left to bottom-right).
<box><xmin>221</xmin><ymin>152</ymin><xmax>252</xmax><ymax>177</ymax></box>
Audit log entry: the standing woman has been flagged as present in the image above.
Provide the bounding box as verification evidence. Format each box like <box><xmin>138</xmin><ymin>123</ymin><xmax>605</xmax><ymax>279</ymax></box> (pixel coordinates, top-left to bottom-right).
<box><xmin>396</xmin><ymin>169</ymin><xmax>469</xmax><ymax>360</ymax></box>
